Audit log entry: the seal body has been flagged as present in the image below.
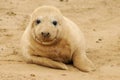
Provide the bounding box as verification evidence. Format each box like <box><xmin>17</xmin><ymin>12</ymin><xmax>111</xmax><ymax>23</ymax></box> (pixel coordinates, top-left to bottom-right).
<box><xmin>21</xmin><ymin>6</ymin><xmax>95</xmax><ymax>72</ymax></box>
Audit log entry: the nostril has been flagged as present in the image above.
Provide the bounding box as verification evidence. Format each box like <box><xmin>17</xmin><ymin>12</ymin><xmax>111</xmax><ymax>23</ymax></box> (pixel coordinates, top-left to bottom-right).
<box><xmin>47</xmin><ymin>32</ymin><xmax>50</xmax><ymax>36</ymax></box>
<box><xmin>41</xmin><ymin>32</ymin><xmax>44</xmax><ymax>35</ymax></box>
<box><xmin>41</xmin><ymin>32</ymin><xmax>50</xmax><ymax>38</ymax></box>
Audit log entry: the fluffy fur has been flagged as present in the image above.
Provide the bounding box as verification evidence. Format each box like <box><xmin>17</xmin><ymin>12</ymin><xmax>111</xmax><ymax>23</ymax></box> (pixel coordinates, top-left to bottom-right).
<box><xmin>21</xmin><ymin>6</ymin><xmax>95</xmax><ymax>72</ymax></box>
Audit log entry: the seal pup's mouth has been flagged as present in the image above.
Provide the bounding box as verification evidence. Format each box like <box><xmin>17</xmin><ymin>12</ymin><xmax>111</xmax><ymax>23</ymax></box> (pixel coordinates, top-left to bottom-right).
<box><xmin>32</xmin><ymin>29</ymin><xmax>58</xmax><ymax>45</ymax></box>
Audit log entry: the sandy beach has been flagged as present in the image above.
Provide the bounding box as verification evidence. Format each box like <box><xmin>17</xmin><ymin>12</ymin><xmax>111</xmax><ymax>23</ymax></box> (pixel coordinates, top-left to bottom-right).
<box><xmin>0</xmin><ymin>0</ymin><xmax>120</xmax><ymax>80</ymax></box>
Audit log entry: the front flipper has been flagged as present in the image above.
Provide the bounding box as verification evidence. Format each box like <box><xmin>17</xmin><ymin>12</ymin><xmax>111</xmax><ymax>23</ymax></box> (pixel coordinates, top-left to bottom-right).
<box><xmin>25</xmin><ymin>55</ymin><xmax>68</xmax><ymax>70</ymax></box>
<box><xmin>72</xmin><ymin>49</ymin><xmax>95</xmax><ymax>72</ymax></box>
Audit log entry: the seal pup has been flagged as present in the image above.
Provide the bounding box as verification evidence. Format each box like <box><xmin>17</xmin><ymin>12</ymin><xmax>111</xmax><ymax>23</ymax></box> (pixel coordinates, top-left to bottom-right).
<box><xmin>21</xmin><ymin>6</ymin><xmax>95</xmax><ymax>72</ymax></box>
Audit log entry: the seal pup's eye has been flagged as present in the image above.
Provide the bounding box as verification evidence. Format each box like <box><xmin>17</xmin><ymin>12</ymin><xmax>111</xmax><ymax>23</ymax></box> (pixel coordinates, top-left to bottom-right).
<box><xmin>35</xmin><ymin>19</ymin><xmax>41</xmax><ymax>25</ymax></box>
<box><xmin>52</xmin><ymin>21</ymin><xmax>58</xmax><ymax>26</ymax></box>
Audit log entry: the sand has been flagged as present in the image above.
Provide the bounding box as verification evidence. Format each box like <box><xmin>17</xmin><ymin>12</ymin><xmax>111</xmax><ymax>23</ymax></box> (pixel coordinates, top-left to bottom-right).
<box><xmin>0</xmin><ymin>0</ymin><xmax>120</xmax><ymax>80</ymax></box>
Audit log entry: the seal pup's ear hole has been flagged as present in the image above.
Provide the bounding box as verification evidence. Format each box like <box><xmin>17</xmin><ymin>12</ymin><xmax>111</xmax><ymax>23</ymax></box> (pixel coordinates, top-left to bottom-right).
<box><xmin>52</xmin><ymin>20</ymin><xmax>58</xmax><ymax>26</ymax></box>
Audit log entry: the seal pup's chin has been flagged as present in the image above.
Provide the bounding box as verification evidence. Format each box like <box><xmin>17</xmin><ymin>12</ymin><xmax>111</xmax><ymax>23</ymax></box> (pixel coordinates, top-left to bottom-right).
<box><xmin>41</xmin><ymin>38</ymin><xmax>57</xmax><ymax>45</ymax></box>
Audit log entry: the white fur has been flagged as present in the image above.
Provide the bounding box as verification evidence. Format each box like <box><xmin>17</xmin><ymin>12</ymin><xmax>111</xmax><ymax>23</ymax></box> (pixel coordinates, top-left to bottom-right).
<box><xmin>21</xmin><ymin>6</ymin><xmax>95</xmax><ymax>72</ymax></box>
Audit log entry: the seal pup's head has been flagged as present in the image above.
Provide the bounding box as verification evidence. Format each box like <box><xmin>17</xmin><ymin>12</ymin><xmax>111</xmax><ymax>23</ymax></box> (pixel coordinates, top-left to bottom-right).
<box><xmin>30</xmin><ymin>6</ymin><xmax>64</xmax><ymax>45</ymax></box>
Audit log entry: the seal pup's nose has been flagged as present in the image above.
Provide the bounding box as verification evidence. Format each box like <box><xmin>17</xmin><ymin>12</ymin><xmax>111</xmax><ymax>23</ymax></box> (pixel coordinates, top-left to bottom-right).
<box><xmin>41</xmin><ymin>32</ymin><xmax>50</xmax><ymax>38</ymax></box>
